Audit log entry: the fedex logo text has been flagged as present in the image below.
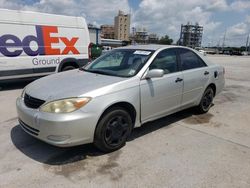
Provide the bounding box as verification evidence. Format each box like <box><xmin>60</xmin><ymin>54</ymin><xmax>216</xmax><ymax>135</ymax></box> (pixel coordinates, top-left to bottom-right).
<box><xmin>0</xmin><ymin>26</ymin><xmax>80</xmax><ymax>57</ymax></box>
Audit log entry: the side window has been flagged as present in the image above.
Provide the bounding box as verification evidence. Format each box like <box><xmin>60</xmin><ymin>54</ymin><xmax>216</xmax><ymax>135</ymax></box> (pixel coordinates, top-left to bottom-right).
<box><xmin>149</xmin><ymin>50</ymin><xmax>178</xmax><ymax>74</ymax></box>
<box><xmin>179</xmin><ymin>49</ymin><xmax>206</xmax><ymax>71</ymax></box>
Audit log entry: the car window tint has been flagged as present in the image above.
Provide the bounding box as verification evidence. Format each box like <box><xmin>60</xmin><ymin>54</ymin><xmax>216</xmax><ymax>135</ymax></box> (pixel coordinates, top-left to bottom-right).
<box><xmin>149</xmin><ymin>49</ymin><xmax>178</xmax><ymax>74</ymax></box>
<box><xmin>127</xmin><ymin>55</ymin><xmax>148</xmax><ymax>66</ymax></box>
<box><xmin>91</xmin><ymin>51</ymin><xmax>125</xmax><ymax>69</ymax></box>
<box><xmin>179</xmin><ymin>49</ymin><xmax>206</xmax><ymax>70</ymax></box>
<box><xmin>85</xmin><ymin>49</ymin><xmax>154</xmax><ymax>77</ymax></box>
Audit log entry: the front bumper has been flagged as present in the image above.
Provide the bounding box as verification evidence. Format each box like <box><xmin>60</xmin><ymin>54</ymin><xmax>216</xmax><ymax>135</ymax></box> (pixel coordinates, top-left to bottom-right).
<box><xmin>16</xmin><ymin>97</ymin><xmax>97</xmax><ymax>147</ymax></box>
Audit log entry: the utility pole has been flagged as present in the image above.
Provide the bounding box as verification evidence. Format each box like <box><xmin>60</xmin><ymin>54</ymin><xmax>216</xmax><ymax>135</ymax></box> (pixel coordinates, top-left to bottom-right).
<box><xmin>222</xmin><ymin>30</ymin><xmax>227</xmax><ymax>53</ymax></box>
<box><xmin>132</xmin><ymin>27</ymin><xmax>136</xmax><ymax>45</ymax></box>
<box><xmin>217</xmin><ymin>39</ymin><xmax>221</xmax><ymax>48</ymax></box>
<box><xmin>246</xmin><ymin>32</ymin><xmax>249</xmax><ymax>53</ymax></box>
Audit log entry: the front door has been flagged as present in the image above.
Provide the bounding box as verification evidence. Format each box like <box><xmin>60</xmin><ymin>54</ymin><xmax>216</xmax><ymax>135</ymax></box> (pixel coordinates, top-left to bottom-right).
<box><xmin>140</xmin><ymin>49</ymin><xmax>183</xmax><ymax>123</ymax></box>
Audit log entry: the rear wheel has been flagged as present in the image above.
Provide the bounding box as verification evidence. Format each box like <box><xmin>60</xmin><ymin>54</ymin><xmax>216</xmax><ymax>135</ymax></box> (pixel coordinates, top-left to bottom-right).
<box><xmin>94</xmin><ymin>107</ymin><xmax>133</xmax><ymax>152</ymax></box>
<box><xmin>197</xmin><ymin>87</ymin><xmax>214</xmax><ymax>114</ymax></box>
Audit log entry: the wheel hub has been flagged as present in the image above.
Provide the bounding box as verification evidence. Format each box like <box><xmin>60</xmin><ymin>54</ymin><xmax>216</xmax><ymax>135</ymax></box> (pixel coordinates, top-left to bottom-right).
<box><xmin>202</xmin><ymin>90</ymin><xmax>213</xmax><ymax>110</ymax></box>
<box><xmin>105</xmin><ymin>116</ymin><xmax>129</xmax><ymax>146</ymax></box>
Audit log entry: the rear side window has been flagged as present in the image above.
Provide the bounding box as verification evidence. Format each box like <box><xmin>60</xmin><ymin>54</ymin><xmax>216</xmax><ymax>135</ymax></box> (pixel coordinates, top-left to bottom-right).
<box><xmin>179</xmin><ymin>49</ymin><xmax>206</xmax><ymax>71</ymax></box>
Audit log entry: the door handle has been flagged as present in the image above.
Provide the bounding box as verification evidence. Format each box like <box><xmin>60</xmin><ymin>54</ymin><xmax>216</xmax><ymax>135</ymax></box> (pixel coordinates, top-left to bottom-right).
<box><xmin>175</xmin><ymin>77</ymin><xmax>183</xmax><ymax>83</ymax></box>
<box><xmin>204</xmin><ymin>71</ymin><xmax>209</xmax><ymax>75</ymax></box>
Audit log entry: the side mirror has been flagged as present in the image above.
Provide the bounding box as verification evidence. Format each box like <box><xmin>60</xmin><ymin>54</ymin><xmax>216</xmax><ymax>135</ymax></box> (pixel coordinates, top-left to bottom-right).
<box><xmin>144</xmin><ymin>69</ymin><xmax>164</xmax><ymax>79</ymax></box>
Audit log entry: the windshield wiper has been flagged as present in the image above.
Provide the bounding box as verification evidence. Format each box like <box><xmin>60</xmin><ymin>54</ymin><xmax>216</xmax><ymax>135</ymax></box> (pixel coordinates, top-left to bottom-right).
<box><xmin>87</xmin><ymin>69</ymin><xmax>115</xmax><ymax>76</ymax></box>
<box><xmin>79</xmin><ymin>68</ymin><xmax>121</xmax><ymax>77</ymax></box>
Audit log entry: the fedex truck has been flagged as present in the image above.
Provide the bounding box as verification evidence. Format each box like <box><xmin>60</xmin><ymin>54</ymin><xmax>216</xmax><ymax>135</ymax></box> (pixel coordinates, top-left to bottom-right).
<box><xmin>0</xmin><ymin>9</ymin><xmax>90</xmax><ymax>81</ymax></box>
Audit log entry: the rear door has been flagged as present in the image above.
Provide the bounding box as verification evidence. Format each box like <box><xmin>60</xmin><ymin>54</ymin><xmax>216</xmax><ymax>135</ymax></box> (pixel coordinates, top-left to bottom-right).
<box><xmin>178</xmin><ymin>48</ymin><xmax>210</xmax><ymax>107</ymax></box>
<box><xmin>140</xmin><ymin>49</ymin><xmax>183</xmax><ymax>122</ymax></box>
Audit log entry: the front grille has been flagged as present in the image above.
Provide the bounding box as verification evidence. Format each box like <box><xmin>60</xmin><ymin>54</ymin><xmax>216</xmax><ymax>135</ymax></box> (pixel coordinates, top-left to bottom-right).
<box><xmin>19</xmin><ymin>119</ymin><xmax>40</xmax><ymax>136</ymax></box>
<box><xmin>24</xmin><ymin>94</ymin><xmax>45</xmax><ymax>109</ymax></box>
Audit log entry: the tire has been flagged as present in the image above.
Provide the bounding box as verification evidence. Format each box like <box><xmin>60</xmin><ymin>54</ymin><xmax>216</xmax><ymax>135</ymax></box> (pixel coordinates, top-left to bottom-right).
<box><xmin>61</xmin><ymin>65</ymin><xmax>75</xmax><ymax>72</ymax></box>
<box><xmin>196</xmin><ymin>87</ymin><xmax>214</xmax><ymax>114</ymax></box>
<box><xmin>94</xmin><ymin>107</ymin><xmax>133</xmax><ymax>152</ymax></box>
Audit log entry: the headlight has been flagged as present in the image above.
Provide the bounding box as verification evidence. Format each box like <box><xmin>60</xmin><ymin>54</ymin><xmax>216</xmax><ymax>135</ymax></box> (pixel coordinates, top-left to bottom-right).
<box><xmin>40</xmin><ymin>97</ymin><xmax>91</xmax><ymax>113</ymax></box>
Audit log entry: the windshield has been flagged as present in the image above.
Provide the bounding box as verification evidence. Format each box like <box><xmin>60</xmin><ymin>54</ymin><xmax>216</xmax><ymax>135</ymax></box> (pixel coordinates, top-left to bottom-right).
<box><xmin>83</xmin><ymin>49</ymin><xmax>154</xmax><ymax>77</ymax></box>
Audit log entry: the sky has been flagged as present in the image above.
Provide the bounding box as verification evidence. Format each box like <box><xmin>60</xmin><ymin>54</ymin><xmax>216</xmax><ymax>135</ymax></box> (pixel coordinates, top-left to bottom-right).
<box><xmin>0</xmin><ymin>0</ymin><xmax>250</xmax><ymax>47</ymax></box>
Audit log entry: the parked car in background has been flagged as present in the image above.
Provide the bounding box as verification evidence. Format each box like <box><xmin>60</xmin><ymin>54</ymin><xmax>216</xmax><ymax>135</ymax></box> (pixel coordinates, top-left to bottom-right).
<box><xmin>230</xmin><ymin>50</ymin><xmax>243</xmax><ymax>56</ymax></box>
<box><xmin>0</xmin><ymin>9</ymin><xmax>90</xmax><ymax>81</ymax></box>
<box><xmin>16</xmin><ymin>45</ymin><xmax>225</xmax><ymax>152</ymax></box>
<box><xmin>198</xmin><ymin>49</ymin><xmax>207</xmax><ymax>56</ymax></box>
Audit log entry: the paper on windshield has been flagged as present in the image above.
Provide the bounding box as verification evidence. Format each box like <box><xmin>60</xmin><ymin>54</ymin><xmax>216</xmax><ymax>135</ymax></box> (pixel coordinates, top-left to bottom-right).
<box><xmin>133</xmin><ymin>50</ymin><xmax>151</xmax><ymax>55</ymax></box>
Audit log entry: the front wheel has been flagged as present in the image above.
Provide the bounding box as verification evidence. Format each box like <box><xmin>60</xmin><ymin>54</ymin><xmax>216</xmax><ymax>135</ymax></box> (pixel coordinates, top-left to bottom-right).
<box><xmin>94</xmin><ymin>107</ymin><xmax>133</xmax><ymax>152</ymax></box>
<box><xmin>196</xmin><ymin>87</ymin><xmax>214</xmax><ymax>114</ymax></box>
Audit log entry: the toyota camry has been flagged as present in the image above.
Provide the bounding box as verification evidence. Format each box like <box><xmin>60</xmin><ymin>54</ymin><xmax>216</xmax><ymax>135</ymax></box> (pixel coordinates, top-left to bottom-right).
<box><xmin>16</xmin><ymin>45</ymin><xmax>225</xmax><ymax>152</ymax></box>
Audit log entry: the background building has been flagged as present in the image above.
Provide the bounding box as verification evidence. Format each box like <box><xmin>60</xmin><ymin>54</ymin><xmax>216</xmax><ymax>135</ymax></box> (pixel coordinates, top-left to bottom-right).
<box><xmin>101</xmin><ymin>25</ymin><xmax>115</xmax><ymax>39</ymax></box>
<box><xmin>133</xmin><ymin>27</ymin><xmax>148</xmax><ymax>44</ymax></box>
<box><xmin>148</xmin><ymin>33</ymin><xmax>159</xmax><ymax>44</ymax></box>
<box><xmin>130</xmin><ymin>28</ymin><xmax>159</xmax><ymax>44</ymax></box>
<box><xmin>114</xmin><ymin>10</ymin><xmax>130</xmax><ymax>41</ymax></box>
<box><xmin>179</xmin><ymin>22</ymin><xmax>203</xmax><ymax>48</ymax></box>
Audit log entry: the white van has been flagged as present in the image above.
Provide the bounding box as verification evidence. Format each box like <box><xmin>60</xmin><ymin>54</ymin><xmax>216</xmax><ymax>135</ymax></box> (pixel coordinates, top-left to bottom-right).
<box><xmin>0</xmin><ymin>9</ymin><xmax>90</xmax><ymax>81</ymax></box>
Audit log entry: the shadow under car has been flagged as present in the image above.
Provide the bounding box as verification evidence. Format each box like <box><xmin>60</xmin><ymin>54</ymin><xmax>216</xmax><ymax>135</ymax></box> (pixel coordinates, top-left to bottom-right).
<box><xmin>11</xmin><ymin>108</ymin><xmax>196</xmax><ymax>165</ymax></box>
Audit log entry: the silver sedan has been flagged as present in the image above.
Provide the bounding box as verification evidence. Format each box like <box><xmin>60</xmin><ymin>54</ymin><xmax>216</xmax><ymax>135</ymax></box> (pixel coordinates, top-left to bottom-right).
<box><xmin>16</xmin><ymin>45</ymin><xmax>225</xmax><ymax>152</ymax></box>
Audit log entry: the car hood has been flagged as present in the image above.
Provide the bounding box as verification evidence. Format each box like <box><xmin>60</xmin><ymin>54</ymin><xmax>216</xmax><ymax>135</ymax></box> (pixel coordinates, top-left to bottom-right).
<box><xmin>25</xmin><ymin>70</ymin><xmax>128</xmax><ymax>101</ymax></box>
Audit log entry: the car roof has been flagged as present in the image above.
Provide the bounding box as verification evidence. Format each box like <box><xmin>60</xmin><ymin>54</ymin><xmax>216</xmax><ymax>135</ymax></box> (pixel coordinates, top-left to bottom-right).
<box><xmin>117</xmin><ymin>44</ymin><xmax>185</xmax><ymax>51</ymax></box>
<box><xmin>116</xmin><ymin>44</ymin><xmax>214</xmax><ymax>66</ymax></box>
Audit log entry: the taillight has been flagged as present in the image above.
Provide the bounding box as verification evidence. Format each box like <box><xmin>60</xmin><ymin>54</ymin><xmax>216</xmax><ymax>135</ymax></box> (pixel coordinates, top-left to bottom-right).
<box><xmin>88</xmin><ymin>43</ymin><xmax>92</xmax><ymax>61</ymax></box>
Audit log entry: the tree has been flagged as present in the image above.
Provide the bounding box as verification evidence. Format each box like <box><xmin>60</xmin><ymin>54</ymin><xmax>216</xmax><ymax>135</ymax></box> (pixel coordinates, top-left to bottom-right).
<box><xmin>158</xmin><ymin>35</ymin><xmax>173</xmax><ymax>45</ymax></box>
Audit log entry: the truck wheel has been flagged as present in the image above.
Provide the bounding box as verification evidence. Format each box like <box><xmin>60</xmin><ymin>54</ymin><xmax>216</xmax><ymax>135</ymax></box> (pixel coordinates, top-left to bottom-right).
<box><xmin>196</xmin><ymin>87</ymin><xmax>214</xmax><ymax>114</ymax></box>
<box><xmin>94</xmin><ymin>107</ymin><xmax>133</xmax><ymax>152</ymax></box>
<box><xmin>62</xmin><ymin>65</ymin><xmax>75</xmax><ymax>71</ymax></box>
